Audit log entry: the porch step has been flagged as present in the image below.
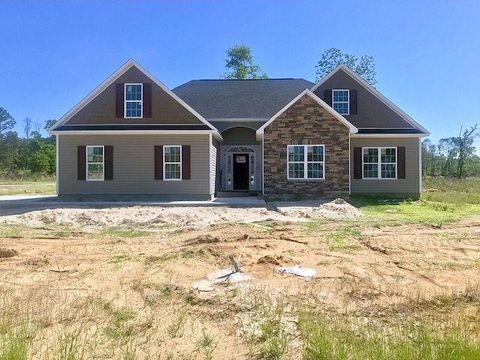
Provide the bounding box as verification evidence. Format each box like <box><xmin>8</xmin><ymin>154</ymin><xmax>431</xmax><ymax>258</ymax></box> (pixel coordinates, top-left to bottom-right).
<box><xmin>217</xmin><ymin>191</ymin><xmax>259</xmax><ymax>198</ymax></box>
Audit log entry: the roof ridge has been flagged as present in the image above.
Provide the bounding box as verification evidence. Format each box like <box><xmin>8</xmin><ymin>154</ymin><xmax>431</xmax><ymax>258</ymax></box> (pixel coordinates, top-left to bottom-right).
<box><xmin>193</xmin><ymin>78</ymin><xmax>307</xmax><ymax>81</ymax></box>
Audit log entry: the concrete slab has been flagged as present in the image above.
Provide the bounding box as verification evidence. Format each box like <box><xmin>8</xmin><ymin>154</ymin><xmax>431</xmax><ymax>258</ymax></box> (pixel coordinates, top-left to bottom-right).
<box><xmin>0</xmin><ymin>194</ymin><xmax>266</xmax><ymax>210</ymax></box>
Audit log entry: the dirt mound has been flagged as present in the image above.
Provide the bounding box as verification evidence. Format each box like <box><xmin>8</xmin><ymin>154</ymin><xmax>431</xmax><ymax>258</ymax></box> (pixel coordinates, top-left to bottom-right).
<box><xmin>276</xmin><ymin>198</ymin><xmax>361</xmax><ymax>220</ymax></box>
<box><xmin>0</xmin><ymin>248</ymin><xmax>18</xmax><ymax>258</ymax></box>
<box><xmin>0</xmin><ymin>200</ymin><xmax>360</xmax><ymax>229</ymax></box>
<box><xmin>257</xmin><ymin>255</ymin><xmax>293</xmax><ymax>266</ymax></box>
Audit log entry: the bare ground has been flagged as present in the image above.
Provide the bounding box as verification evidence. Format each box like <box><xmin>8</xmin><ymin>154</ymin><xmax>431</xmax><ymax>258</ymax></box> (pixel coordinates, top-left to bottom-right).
<box><xmin>0</xmin><ymin>205</ymin><xmax>479</xmax><ymax>358</ymax></box>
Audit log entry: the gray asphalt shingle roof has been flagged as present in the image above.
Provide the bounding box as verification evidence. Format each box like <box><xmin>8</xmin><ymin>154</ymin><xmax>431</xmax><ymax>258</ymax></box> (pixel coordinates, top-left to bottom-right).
<box><xmin>172</xmin><ymin>78</ymin><xmax>314</xmax><ymax>120</ymax></box>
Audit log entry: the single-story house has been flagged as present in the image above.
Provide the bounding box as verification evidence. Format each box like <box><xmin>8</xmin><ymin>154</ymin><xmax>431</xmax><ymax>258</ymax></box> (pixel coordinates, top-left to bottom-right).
<box><xmin>49</xmin><ymin>59</ymin><xmax>429</xmax><ymax>200</ymax></box>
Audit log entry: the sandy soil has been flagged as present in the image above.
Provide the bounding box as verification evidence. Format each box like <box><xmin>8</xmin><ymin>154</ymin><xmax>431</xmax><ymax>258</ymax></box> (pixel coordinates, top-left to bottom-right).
<box><xmin>0</xmin><ymin>199</ymin><xmax>361</xmax><ymax>229</ymax></box>
<box><xmin>0</xmin><ymin>211</ymin><xmax>479</xmax><ymax>358</ymax></box>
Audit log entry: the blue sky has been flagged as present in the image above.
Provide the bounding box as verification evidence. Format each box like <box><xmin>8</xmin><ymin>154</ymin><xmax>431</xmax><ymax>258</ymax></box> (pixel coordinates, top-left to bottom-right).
<box><xmin>0</xmin><ymin>0</ymin><xmax>479</xmax><ymax>146</ymax></box>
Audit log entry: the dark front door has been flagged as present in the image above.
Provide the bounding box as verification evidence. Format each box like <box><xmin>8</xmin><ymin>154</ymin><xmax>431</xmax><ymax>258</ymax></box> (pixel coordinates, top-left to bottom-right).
<box><xmin>233</xmin><ymin>154</ymin><xmax>249</xmax><ymax>190</ymax></box>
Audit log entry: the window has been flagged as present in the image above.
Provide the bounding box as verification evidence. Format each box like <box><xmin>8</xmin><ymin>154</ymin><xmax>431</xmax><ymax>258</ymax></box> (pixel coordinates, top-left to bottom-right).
<box><xmin>86</xmin><ymin>145</ymin><xmax>104</xmax><ymax>181</ymax></box>
<box><xmin>332</xmin><ymin>89</ymin><xmax>349</xmax><ymax>115</ymax></box>
<box><xmin>124</xmin><ymin>83</ymin><xmax>143</xmax><ymax>118</ymax></box>
<box><xmin>163</xmin><ymin>145</ymin><xmax>182</xmax><ymax>180</ymax></box>
<box><xmin>287</xmin><ymin>145</ymin><xmax>325</xmax><ymax>180</ymax></box>
<box><xmin>362</xmin><ymin>147</ymin><xmax>397</xmax><ymax>179</ymax></box>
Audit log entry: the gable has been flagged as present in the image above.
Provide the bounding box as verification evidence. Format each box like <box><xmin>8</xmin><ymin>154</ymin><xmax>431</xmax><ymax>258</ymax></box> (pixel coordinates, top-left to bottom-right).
<box><xmin>257</xmin><ymin>90</ymin><xmax>357</xmax><ymax>136</ymax></box>
<box><xmin>60</xmin><ymin>65</ymin><xmax>202</xmax><ymax>126</ymax></box>
<box><xmin>312</xmin><ymin>69</ymin><xmax>406</xmax><ymax>128</ymax></box>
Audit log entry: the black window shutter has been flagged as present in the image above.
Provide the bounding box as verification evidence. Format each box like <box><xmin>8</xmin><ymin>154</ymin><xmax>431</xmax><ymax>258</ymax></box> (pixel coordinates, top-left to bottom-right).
<box><xmin>397</xmin><ymin>147</ymin><xmax>406</xmax><ymax>179</ymax></box>
<box><xmin>143</xmin><ymin>83</ymin><xmax>152</xmax><ymax>118</ymax></box>
<box><xmin>104</xmin><ymin>145</ymin><xmax>113</xmax><ymax>180</ymax></box>
<box><xmin>353</xmin><ymin>147</ymin><xmax>362</xmax><ymax>179</ymax></box>
<box><xmin>77</xmin><ymin>146</ymin><xmax>86</xmax><ymax>180</ymax></box>
<box><xmin>350</xmin><ymin>89</ymin><xmax>358</xmax><ymax>115</ymax></box>
<box><xmin>182</xmin><ymin>145</ymin><xmax>191</xmax><ymax>180</ymax></box>
<box><xmin>323</xmin><ymin>89</ymin><xmax>332</xmax><ymax>106</ymax></box>
<box><xmin>115</xmin><ymin>83</ymin><xmax>124</xmax><ymax>118</ymax></box>
<box><xmin>154</xmin><ymin>145</ymin><xmax>163</xmax><ymax>180</ymax></box>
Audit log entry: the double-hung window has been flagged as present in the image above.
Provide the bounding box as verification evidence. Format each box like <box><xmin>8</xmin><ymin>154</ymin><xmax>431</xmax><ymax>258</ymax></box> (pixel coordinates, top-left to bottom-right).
<box><xmin>124</xmin><ymin>83</ymin><xmax>143</xmax><ymax>118</ymax></box>
<box><xmin>86</xmin><ymin>145</ymin><xmax>104</xmax><ymax>181</ymax></box>
<box><xmin>287</xmin><ymin>145</ymin><xmax>325</xmax><ymax>180</ymax></box>
<box><xmin>362</xmin><ymin>147</ymin><xmax>397</xmax><ymax>179</ymax></box>
<box><xmin>164</xmin><ymin>145</ymin><xmax>182</xmax><ymax>181</ymax></box>
<box><xmin>332</xmin><ymin>89</ymin><xmax>349</xmax><ymax>115</ymax></box>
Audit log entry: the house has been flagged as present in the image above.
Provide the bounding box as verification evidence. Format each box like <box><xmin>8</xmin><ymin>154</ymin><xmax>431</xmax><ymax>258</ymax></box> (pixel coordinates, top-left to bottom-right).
<box><xmin>49</xmin><ymin>59</ymin><xmax>429</xmax><ymax>200</ymax></box>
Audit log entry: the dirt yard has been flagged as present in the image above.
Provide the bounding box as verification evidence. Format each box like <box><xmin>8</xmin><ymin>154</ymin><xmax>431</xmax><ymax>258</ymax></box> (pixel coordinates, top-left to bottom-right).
<box><xmin>0</xmin><ymin>198</ymin><xmax>479</xmax><ymax>359</ymax></box>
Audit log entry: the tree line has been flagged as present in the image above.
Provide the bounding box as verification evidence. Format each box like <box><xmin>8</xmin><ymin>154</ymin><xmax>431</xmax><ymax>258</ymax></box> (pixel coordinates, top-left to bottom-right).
<box><xmin>422</xmin><ymin>126</ymin><xmax>479</xmax><ymax>178</ymax></box>
<box><xmin>0</xmin><ymin>107</ymin><xmax>56</xmax><ymax>178</ymax></box>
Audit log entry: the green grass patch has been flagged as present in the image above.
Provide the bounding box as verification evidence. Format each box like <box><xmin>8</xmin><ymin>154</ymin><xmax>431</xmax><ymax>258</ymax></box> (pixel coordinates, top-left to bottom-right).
<box><xmin>110</xmin><ymin>254</ymin><xmax>134</xmax><ymax>265</ymax></box>
<box><xmin>326</xmin><ymin>226</ymin><xmax>362</xmax><ymax>251</ymax></box>
<box><xmin>423</xmin><ymin>177</ymin><xmax>480</xmax><ymax>204</ymax></box>
<box><xmin>0</xmin><ymin>179</ymin><xmax>55</xmax><ymax>196</ymax></box>
<box><xmin>0</xmin><ymin>327</ymin><xmax>30</xmax><ymax>360</ymax></box>
<box><xmin>102</xmin><ymin>227</ymin><xmax>151</xmax><ymax>238</ymax></box>
<box><xmin>104</xmin><ymin>307</ymin><xmax>137</xmax><ymax>341</ymax></box>
<box><xmin>299</xmin><ymin>311</ymin><xmax>480</xmax><ymax>360</ymax></box>
<box><xmin>0</xmin><ymin>225</ymin><xmax>23</xmax><ymax>239</ymax></box>
<box><xmin>347</xmin><ymin>177</ymin><xmax>480</xmax><ymax>227</ymax></box>
<box><xmin>144</xmin><ymin>248</ymin><xmax>205</xmax><ymax>265</ymax></box>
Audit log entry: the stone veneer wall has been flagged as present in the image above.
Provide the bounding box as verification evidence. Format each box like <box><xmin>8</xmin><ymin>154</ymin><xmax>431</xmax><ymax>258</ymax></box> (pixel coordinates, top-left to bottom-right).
<box><xmin>263</xmin><ymin>94</ymin><xmax>350</xmax><ymax>199</ymax></box>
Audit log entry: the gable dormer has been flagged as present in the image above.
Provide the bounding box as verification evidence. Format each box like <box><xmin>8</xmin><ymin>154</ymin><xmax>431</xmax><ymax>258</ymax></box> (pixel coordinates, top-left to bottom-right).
<box><xmin>51</xmin><ymin>60</ymin><xmax>217</xmax><ymax>131</ymax></box>
<box><xmin>311</xmin><ymin>65</ymin><xmax>428</xmax><ymax>134</ymax></box>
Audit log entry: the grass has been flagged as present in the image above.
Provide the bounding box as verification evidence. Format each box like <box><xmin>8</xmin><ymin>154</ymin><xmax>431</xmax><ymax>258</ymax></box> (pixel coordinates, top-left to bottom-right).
<box><xmin>299</xmin><ymin>311</ymin><xmax>480</xmax><ymax>360</ymax></box>
<box><xmin>0</xmin><ymin>178</ymin><xmax>55</xmax><ymax>196</ymax></box>
<box><xmin>196</xmin><ymin>329</ymin><xmax>218</xmax><ymax>360</ymax></box>
<box><xmin>326</xmin><ymin>226</ymin><xmax>363</xmax><ymax>250</ymax></box>
<box><xmin>102</xmin><ymin>227</ymin><xmax>151</xmax><ymax>238</ymax></box>
<box><xmin>347</xmin><ymin>178</ymin><xmax>480</xmax><ymax>227</ymax></box>
<box><xmin>0</xmin><ymin>225</ymin><xmax>23</xmax><ymax>239</ymax></box>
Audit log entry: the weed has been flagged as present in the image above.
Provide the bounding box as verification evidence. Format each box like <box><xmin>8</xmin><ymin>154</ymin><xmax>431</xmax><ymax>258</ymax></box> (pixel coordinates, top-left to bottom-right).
<box><xmin>104</xmin><ymin>307</ymin><xmax>136</xmax><ymax>341</ymax></box>
<box><xmin>196</xmin><ymin>328</ymin><xmax>217</xmax><ymax>360</ymax></box>
<box><xmin>57</xmin><ymin>331</ymin><xmax>86</xmax><ymax>360</ymax></box>
<box><xmin>110</xmin><ymin>254</ymin><xmax>133</xmax><ymax>265</ymax></box>
<box><xmin>0</xmin><ymin>327</ymin><xmax>29</xmax><ymax>360</ymax></box>
<box><xmin>168</xmin><ymin>312</ymin><xmax>187</xmax><ymax>338</ymax></box>
<box><xmin>145</xmin><ymin>249</ymin><xmax>196</xmax><ymax>265</ymax></box>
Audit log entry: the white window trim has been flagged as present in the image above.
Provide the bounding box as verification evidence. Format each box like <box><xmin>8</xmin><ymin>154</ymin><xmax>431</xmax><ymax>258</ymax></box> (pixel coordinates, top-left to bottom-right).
<box><xmin>332</xmin><ymin>89</ymin><xmax>350</xmax><ymax>115</ymax></box>
<box><xmin>163</xmin><ymin>145</ymin><xmax>182</xmax><ymax>181</ymax></box>
<box><xmin>362</xmin><ymin>147</ymin><xmax>398</xmax><ymax>180</ymax></box>
<box><xmin>124</xmin><ymin>83</ymin><xmax>143</xmax><ymax>119</ymax></box>
<box><xmin>86</xmin><ymin>145</ymin><xmax>104</xmax><ymax>181</ymax></box>
<box><xmin>287</xmin><ymin>144</ymin><xmax>325</xmax><ymax>180</ymax></box>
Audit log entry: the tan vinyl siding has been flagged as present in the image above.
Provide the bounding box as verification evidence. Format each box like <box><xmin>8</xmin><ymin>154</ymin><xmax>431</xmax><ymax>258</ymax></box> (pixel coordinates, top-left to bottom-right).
<box><xmin>58</xmin><ymin>134</ymin><xmax>210</xmax><ymax>196</ymax></box>
<box><xmin>66</xmin><ymin>66</ymin><xmax>202</xmax><ymax>125</ymax></box>
<box><xmin>350</xmin><ymin>137</ymin><xmax>420</xmax><ymax>194</ymax></box>
<box><xmin>313</xmin><ymin>69</ymin><xmax>414</xmax><ymax>129</ymax></box>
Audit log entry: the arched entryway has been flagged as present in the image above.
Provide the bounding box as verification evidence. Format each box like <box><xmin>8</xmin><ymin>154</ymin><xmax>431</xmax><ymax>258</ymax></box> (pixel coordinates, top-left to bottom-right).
<box><xmin>219</xmin><ymin>127</ymin><xmax>262</xmax><ymax>192</ymax></box>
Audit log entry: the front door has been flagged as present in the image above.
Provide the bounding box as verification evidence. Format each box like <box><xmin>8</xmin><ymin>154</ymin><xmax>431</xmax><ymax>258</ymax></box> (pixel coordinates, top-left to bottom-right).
<box><xmin>233</xmin><ymin>154</ymin><xmax>249</xmax><ymax>190</ymax></box>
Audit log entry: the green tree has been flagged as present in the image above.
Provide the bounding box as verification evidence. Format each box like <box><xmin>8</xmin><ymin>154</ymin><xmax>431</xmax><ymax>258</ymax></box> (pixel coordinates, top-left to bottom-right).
<box><xmin>28</xmin><ymin>140</ymin><xmax>56</xmax><ymax>174</ymax></box>
<box><xmin>315</xmin><ymin>48</ymin><xmax>377</xmax><ymax>85</ymax></box>
<box><xmin>223</xmin><ymin>45</ymin><xmax>268</xmax><ymax>79</ymax></box>
<box><xmin>0</xmin><ymin>107</ymin><xmax>15</xmax><ymax>135</ymax></box>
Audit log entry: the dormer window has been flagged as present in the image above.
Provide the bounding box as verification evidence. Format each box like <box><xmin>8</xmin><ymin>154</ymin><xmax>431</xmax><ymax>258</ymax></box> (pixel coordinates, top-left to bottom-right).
<box><xmin>332</xmin><ymin>89</ymin><xmax>349</xmax><ymax>115</ymax></box>
<box><xmin>124</xmin><ymin>83</ymin><xmax>143</xmax><ymax>118</ymax></box>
